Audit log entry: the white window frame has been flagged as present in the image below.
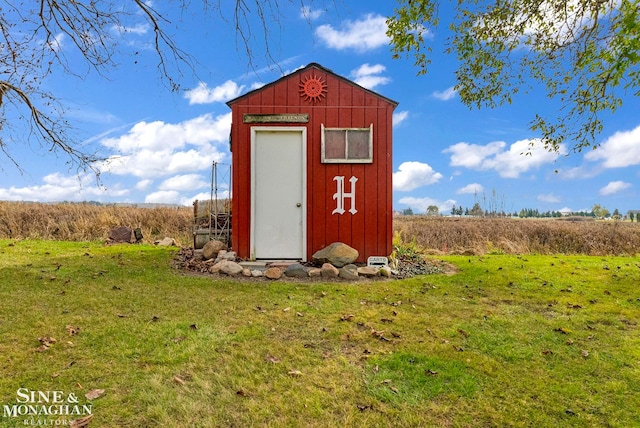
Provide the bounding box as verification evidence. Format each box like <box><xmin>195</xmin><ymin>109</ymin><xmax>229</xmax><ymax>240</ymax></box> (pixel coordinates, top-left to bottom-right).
<box><xmin>321</xmin><ymin>123</ymin><xmax>373</xmax><ymax>163</ymax></box>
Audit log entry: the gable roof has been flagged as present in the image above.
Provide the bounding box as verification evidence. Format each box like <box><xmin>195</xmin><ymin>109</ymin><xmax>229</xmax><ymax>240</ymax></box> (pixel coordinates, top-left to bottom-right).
<box><xmin>226</xmin><ymin>62</ymin><xmax>399</xmax><ymax>108</ymax></box>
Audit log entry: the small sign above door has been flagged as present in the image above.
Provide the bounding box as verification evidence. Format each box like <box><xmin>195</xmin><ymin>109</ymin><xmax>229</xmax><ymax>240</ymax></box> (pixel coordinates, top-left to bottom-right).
<box><xmin>243</xmin><ymin>113</ymin><xmax>309</xmax><ymax>124</ymax></box>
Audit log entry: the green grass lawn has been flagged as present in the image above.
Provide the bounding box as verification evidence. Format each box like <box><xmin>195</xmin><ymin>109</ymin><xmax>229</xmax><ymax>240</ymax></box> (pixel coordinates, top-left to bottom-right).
<box><xmin>1</xmin><ymin>240</ymin><xmax>639</xmax><ymax>427</ymax></box>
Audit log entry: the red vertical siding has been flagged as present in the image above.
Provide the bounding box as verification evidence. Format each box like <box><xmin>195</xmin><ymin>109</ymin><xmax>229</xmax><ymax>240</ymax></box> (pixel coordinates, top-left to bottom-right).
<box><xmin>364</xmin><ymin>93</ymin><xmax>382</xmax><ymax>258</ymax></box>
<box><xmin>231</xmin><ymin>105</ymin><xmax>250</xmax><ymax>258</ymax></box>
<box><xmin>309</xmin><ymin>97</ymin><xmax>327</xmax><ymax>259</ymax></box>
<box><xmin>228</xmin><ymin>64</ymin><xmax>396</xmax><ymax>263</ymax></box>
<box><xmin>336</xmin><ymin>79</ymin><xmax>353</xmax><ymax>251</ymax></box>
<box><xmin>385</xmin><ymin>106</ymin><xmax>394</xmax><ymax>257</ymax></box>
<box><xmin>377</xmin><ymin>102</ymin><xmax>391</xmax><ymax>257</ymax></box>
<box><xmin>350</xmin><ymin>87</ymin><xmax>366</xmax><ymax>259</ymax></box>
<box><xmin>322</xmin><ymin>71</ymin><xmax>341</xmax><ymax>250</ymax></box>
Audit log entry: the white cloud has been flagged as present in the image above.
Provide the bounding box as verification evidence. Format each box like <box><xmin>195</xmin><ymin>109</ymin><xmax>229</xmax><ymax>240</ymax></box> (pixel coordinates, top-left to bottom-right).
<box><xmin>584</xmin><ymin>124</ymin><xmax>640</xmax><ymax>168</ymax></box>
<box><xmin>315</xmin><ymin>14</ymin><xmax>388</xmax><ymax>51</ymax></box>
<box><xmin>521</xmin><ymin>0</ymin><xmax>603</xmax><ymax>45</ymax></box>
<box><xmin>99</xmin><ymin>113</ymin><xmax>231</xmax><ymax>179</ymax></box>
<box><xmin>353</xmin><ymin>63</ymin><xmax>386</xmax><ymax>76</ymax></box>
<box><xmin>538</xmin><ymin>193</ymin><xmax>561</xmax><ymax>203</ymax></box>
<box><xmin>432</xmin><ymin>86</ymin><xmax>457</xmax><ymax>101</ymax></box>
<box><xmin>489</xmin><ymin>139</ymin><xmax>565</xmax><ymax>178</ymax></box>
<box><xmin>479</xmin><ymin>0</ymin><xmax>602</xmax><ymax>50</ymax></box>
<box><xmin>189</xmin><ymin>189</ymin><xmax>229</xmax><ymax>203</ymax></box>
<box><xmin>145</xmin><ymin>190</ymin><xmax>180</xmax><ymax>204</ymax></box>
<box><xmin>444</xmin><ymin>141</ymin><xmax>505</xmax><ymax>169</ymax></box>
<box><xmin>159</xmin><ymin>174</ymin><xmax>208</xmax><ymax>191</ymax></box>
<box><xmin>0</xmin><ymin>172</ymin><xmax>128</xmax><ymax>202</ymax></box>
<box><xmin>555</xmin><ymin>165</ymin><xmax>601</xmax><ymax>180</ymax></box>
<box><xmin>444</xmin><ymin>138</ymin><xmax>564</xmax><ymax>178</ymax></box>
<box><xmin>135</xmin><ymin>179</ymin><xmax>153</xmax><ymax>191</ymax></box>
<box><xmin>398</xmin><ymin>196</ymin><xmax>456</xmax><ymax>214</ymax></box>
<box><xmin>350</xmin><ymin>63</ymin><xmax>391</xmax><ymax>89</ymax></box>
<box><xmin>48</xmin><ymin>33</ymin><xmax>65</xmax><ymax>52</ymax></box>
<box><xmin>143</xmin><ymin>189</ymin><xmax>228</xmax><ymax>207</ymax></box>
<box><xmin>190</xmin><ymin>192</ymin><xmax>215</xmax><ymax>203</ymax></box>
<box><xmin>600</xmin><ymin>181</ymin><xmax>631</xmax><ymax>196</ymax></box>
<box><xmin>184</xmin><ymin>81</ymin><xmax>245</xmax><ymax>105</ymax></box>
<box><xmin>142</xmin><ymin>190</ymin><xmax>224</xmax><ymax>207</ymax></box>
<box><xmin>101</xmin><ymin>113</ymin><xmax>230</xmax><ymax>152</ymax></box>
<box><xmin>456</xmin><ymin>183</ymin><xmax>484</xmax><ymax>195</ymax></box>
<box><xmin>393</xmin><ymin>161</ymin><xmax>443</xmax><ymax>191</ymax></box>
<box><xmin>167</xmin><ymin>149</ymin><xmax>215</xmax><ymax>173</ymax></box>
<box><xmin>300</xmin><ymin>6</ymin><xmax>323</xmax><ymax>20</ymax></box>
<box><xmin>393</xmin><ymin>111</ymin><xmax>409</xmax><ymax>127</ymax></box>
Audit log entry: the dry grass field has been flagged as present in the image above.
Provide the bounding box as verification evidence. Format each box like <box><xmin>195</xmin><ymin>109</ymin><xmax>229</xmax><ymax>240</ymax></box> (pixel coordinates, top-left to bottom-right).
<box><xmin>395</xmin><ymin>215</ymin><xmax>640</xmax><ymax>256</ymax></box>
<box><xmin>1</xmin><ymin>201</ymin><xmax>638</xmax><ymax>255</ymax></box>
<box><xmin>0</xmin><ymin>201</ymin><xmax>193</xmax><ymax>245</ymax></box>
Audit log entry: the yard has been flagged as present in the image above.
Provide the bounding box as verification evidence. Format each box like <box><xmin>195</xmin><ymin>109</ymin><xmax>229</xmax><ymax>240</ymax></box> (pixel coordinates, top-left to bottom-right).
<box><xmin>1</xmin><ymin>239</ymin><xmax>638</xmax><ymax>427</ymax></box>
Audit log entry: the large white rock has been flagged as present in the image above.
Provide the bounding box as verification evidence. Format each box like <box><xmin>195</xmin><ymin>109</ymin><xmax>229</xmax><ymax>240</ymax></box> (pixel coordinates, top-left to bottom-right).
<box><xmin>312</xmin><ymin>242</ymin><xmax>359</xmax><ymax>268</ymax></box>
<box><xmin>209</xmin><ymin>260</ymin><xmax>243</xmax><ymax>276</ymax></box>
<box><xmin>202</xmin><ymin>240</ymin><xmax>227</xmax><ymax>260</ymax></box>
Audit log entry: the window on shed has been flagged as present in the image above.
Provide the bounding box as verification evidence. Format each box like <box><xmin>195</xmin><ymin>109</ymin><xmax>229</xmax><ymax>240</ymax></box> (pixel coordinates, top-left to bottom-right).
<box><xmin>321</xmin><ymin>124</ymin><xmax>373</xmax><ymax>163</ymax></box>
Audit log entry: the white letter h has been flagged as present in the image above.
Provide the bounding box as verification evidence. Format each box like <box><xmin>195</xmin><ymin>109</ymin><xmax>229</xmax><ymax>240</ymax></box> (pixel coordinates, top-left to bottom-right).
<box><xmin>332</xmin><ymin>176</ymin><xmax>358</xmax><ymax>215</ymax></box>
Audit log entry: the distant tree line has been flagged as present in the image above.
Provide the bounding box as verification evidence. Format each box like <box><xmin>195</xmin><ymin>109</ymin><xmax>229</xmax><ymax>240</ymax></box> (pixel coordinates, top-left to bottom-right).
<box><xmin>518</xmin><ymin>209</ymin><xmax>567</xmax><ymax>218</ymax></box>
<box><xmin>399</xmin><ymin>204</ymin><xmax>639</xmax><ymax>222</ymax></box>
<box><xmin>448</xmin><ymin>203</ymin><xmax>515</xmax><ymax>218</ymax></box>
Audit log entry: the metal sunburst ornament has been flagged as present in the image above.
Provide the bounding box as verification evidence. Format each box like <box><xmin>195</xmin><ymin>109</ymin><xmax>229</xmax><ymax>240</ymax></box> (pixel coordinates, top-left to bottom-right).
<box><xmin>299</xmin><ymin>73</ymin><xmax>327</xmax><ymax>103</ymax></box>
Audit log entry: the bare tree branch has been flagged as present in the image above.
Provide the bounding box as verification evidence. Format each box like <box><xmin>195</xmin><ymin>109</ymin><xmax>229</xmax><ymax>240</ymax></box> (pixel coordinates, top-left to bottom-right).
<box><xmin>0</xmin><ymin>0</ymin><xmax>335</xmax><ymax>174</ymax></box>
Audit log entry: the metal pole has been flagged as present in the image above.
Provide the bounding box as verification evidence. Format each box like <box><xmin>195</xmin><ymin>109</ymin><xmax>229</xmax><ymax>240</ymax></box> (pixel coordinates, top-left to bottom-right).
<box><xmin>209</xmin><ymin>161</ymin><xmax>215</xmax><ymax>239</ymax></box>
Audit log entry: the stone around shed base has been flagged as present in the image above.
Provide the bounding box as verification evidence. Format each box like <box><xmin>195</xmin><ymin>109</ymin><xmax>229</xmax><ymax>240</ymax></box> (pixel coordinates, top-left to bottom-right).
<box><xmin>321</xmin><ymin>263</ymin><xmax>340</xmax><ymax>278</ymax></box>
<box><xmin>285</xmin><ymin>263</ymin><xmax>310</xmax><ymax>278</ymax></box>
<box><xmin>357</xmin><ymin>266</ymin><xmax>379</xmax><ymax>277</ymax></box>
<box><xmin>312</xmin><ymin>242</ymin><xmax>359</xmax><ymax>268</ymax></box>
<box><xmin>339</xmin><ymin>264</ymin><xmax>359</xmax><ymax>280</ymax></box>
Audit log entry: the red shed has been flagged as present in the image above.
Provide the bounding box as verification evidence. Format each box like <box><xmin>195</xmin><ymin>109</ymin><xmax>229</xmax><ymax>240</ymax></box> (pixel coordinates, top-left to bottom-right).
<box><xmin>227</xmin><ymin>63</ymin><xmax>398</xmax><ymax>262</ymax></box>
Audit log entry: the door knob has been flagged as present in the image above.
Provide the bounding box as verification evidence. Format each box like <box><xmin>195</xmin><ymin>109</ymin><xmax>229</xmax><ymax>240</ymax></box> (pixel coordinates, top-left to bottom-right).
<box><xmin>296</xmin><ymin>203</ymin><xmax>302</xmax><ymax>207</ymax></box>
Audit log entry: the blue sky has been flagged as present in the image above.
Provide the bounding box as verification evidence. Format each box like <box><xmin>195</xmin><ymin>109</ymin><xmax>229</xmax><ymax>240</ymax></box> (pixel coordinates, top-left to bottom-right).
<box><xmin>1</xmin><ymin>1</ymin><xmax>638</xmax><ymax>215</ymax></box>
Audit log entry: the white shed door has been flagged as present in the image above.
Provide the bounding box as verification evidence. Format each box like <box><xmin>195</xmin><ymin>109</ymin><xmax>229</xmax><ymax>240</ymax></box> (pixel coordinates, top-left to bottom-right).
<box><xmin>252</xmin><ymin>128</ymin><xmax>306</xmax><ymax>260</ymax></box>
